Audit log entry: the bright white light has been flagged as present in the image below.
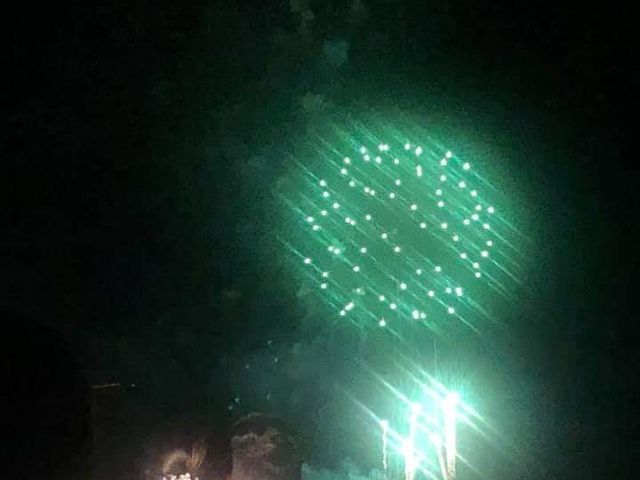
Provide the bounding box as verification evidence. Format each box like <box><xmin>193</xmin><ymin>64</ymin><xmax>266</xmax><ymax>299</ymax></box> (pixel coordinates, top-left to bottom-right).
<box><xmin>453</xmin><ymin>235</ymin><xmax>459</xmax><ymax>241</ymax></box>
<box><xmin>446</xmin><ymin>151</ymin><xmax>453</xmax><ymax>159</ymax></box>
<box><xmin>389</xmin><ymin>192</ymin><xmax>396</xmax><ymax>199</ymax></box>
<box><xmin>304</xmin><ymin>258</ymin><xmax>312</xmax><ymax>264</ymax></box>
<box><xmin>475</xmin><ymin>272</ymin><xmax>482</xmax><ymax>278</ymax></box>
<box><xmin>458</xmin><ymin>181</ymin><xmax>466</xmax><ymax>188</ymax></box>
<box><xmin>340</xmin><ymin>310</ymin><xmax>346</xmax><ymax>316</ymax></box>
<box><xmin>375</xmin><ymin>156</ymin><xmax>382</xmax><ymax>164</ymax></box>
<box><xmin>463</xmin><ymin>162</ymin><xmax>471</xmax><ymax>170</ymax></box>
<box><xmin>370</xmin><ymin>189</ymin><xmax>376</xmax><ymax>196</ymax></box>
<box><xmin>364</xmin><ymin>187</ymin><xmax>370</xmax><ymax>194</ymax></box>
<box><xmin>365</xmin><ymin>214</ymin><xmax>372</xmax><ymax>221</ymax></box>
<box><xmin>312</xmin><ymin>225</ymin><xmax>320</xmax><ymax>231</ymax></box>
<box><xmin>447</xmin><ymin>306</ymin><xmax>456</xmax><ymax>314</ymax></box>
<box><xmin>410</xmin><ymin>204</ymin><xmax>418</xmax><ymax>211</ymax></box>
<box><xmin>404</xmin><ymin>143</ymin><xmax>411</xmax><ymax>150</ymax></box>
<box><xmin>416</xmin><ymin>165</ymin><xmax>423</xmax><ymax>177</ymax></box>
<box><xmin>445</xmin><ymin>391</ymin><xmax>460</xmax><ymax>406</ymax></box>
<box><xmin>460</xmin><ymin>252</ymin><xmax>467</xmax><ymax>259</ymax></box>
<box><xmin>379</xmin><ymin>295</ymin><xmax>386</xmax><ymax>302</ymax></box>
<box><xmin>475</xmin><ymin>205</ymin><xmax>482</xmax><ymax>211</ymax></box>
<box><xmin>346</xmin><ymin>302</ymin><xmax>354</xmax><ymax>311</ymax></box>
<box><xmin>481</xmin><ymin>250</ymin><xmax>489</xmax><ymax>257</ymax></box>
<box><xmin>436</xmin><ymin>188</ymin><xmax>443</xmax><ymax>196</ymax></box>
<box><xmin>429</xmin><ymin>433</ymin><xmax>442</xmax><ymax>447</ymax></box>
<box><xmin>345</xmin><ymin>217</ymin><xmax>352</xmax><ymax>224</ymax></box>
<box><xmin>395</xmin><ymin>179</ymin><xmax>402</xmax><ymax>186</ymax></box>
<box><xmin>428</xmin><ymin>290</ymin><xmax>435</xmax><ymax>297</ymax></box>
<box><xmin>360</xmin><ymin>247</ymin><xmax>367</xmax><ymax>254</ymax></box>
<box><xmin>349</xmin><ymin>180</ymin><xmax>356</xmax><ymax>187</ymax></box>
<box><xmin>483</xmin><ymin>223</ymin><xmax>490</xmax><ymax>230</ymax></box>
<box><xmin>322</xmin><ymin>271</ymin><xmax>329</xmax><ymax>277</ymax></box>
<box><xmin>334</xmin><ymin>248</ymin><xmax>341</xmax><ymax>255</ymax></box>
<box><xmin>333</xmin><ymin>202</ymin><xmax>340</xmax><ymax>209</ymax></box>
<box><xmin>472</xmin><ymin>262</ymin><xmax>479</xmax><ymax>269</ymax></box>
<box><xmin>471</xmin><ymin>213</ymin><xmax>479</xmax><ymax>221</ymax></box>
<box><xmin>487</xmin><ymin>206</ymin><xmax>495</xmax><ymax>214</ymax></box>
<box><xmin>440</xmin><ymin>174</ymin><xmax>447</xmax><ymax>182</ymax></box>
<box><xmin>353</xmin><ymin>266</ymin><xmax>361</xmax><ymax>272</ymax></box>
<box><xmin>390</xmin><ymin>303</ymin><xmax>397</xmax><ymax>310</ymax></box>
<box><xmin>379</xmin><ymin>319</ymin><xmax>387</xmax><ymax>327</ymax></box>
<box><xmin>378</xmin><ymin>144</ymin><xmax>385</xmax><ymax>151</ymax></box>
<box><xmin>306</xmin><ymin>216</ymin><xmax>314</xmax><ymax>223</ymax></box>
<box><xmin>435</xmin><ymin>266</ymin><xmax>442</xmax><ymax>272</ymax></box>
<box><xmin>441</xmin><ymin>222</ymin><xmax>448</xmax><ymax>229</ymax></box>
<box><xmin>328</xmin><ymin>246</ymin><xmax>335</xmax><ymax>252</ymax></box>
<box><xmin>400</xmin><ymin>282</ymin><xmax>407</xmax><ymax>290</ymax></box>
<box><xmin>319</xmin><ymin>179</ymin><xmax>327</xmax><ymax>187</ymax></box>
<box><xmin>381</xmin><ymin>232</ymin><xmax>388</xmax><ymax>240</ymax></box>
<box><xmin>420</xmin><ymin>312</ymin><xmax>427</xmax><ymax>319</ymax></box>
<box><xmin>340</xmin><ymin>168</ymin><xmax>348</xmax><ymax>175</ymax></box>
<box><xmin>320</xmin><ymin>283</ymin><xmax>328</xmax><ymax>289</ymax></box>
<box><xmin>344</xmin><ymin>157</ymin><xmax>351</xmax><ymax>164</ymax></box>
<box><xmin>393</xmin><ymin>158</ymin><xmax>400</xmax><ymax>165</ymax></box>
<box><xmin>415</xmin><ymin>146</ymin><xmax>423</xmax><ymax>156</ymax></box>
<box><xmin>412</xmin><ymin>310</ymin><xmax>420</xmax><ymax>320</ymax></box>
<box><xmin>323</xmin><ymin>191</ymin><xmax>330</xmax><ymax>198</ymax></box>
<box><xmin>438</xmin><ymin>200</ymin><xmax>445</xmax><ymax>207</ymax></box>
<box><xmin>420</xmin><ymin>222</ymin><xmax>427</xmax><ymax>229</ymax></box>
<box><xmin>394</xmin><ymin>246</ymin><xmax>401</xmax><ymax>253</ymax></box>
<box><xmin>360</xmin><ymin>146</ymin><xmax>367</xmax><ymax>154</ymax></box>
<box><xmin>416</xmin><ymin>269</ymin><xmax>423</xmax><ymax>275</ymax></box>
<box><xmin>364</xmin><ymin>154</ymin><xmax>370</xmax><ymax>161</ymax></box>
<box><xmin>440</xmin><ymin>158</ymin><xmax>448</xmax><ymax>166</ymax></box>
<box><xmin>320</xmin><ymin>210</ymin><xmax>328</xmax><ymax>216</ymax></box>
<box><xmin>471</xmin><ymin>190</ymin><xmax>478</xmax><ymax>197</ymax></box>
<box><xmin>445</xmin><ymin>287</ymin><xmax>452</xmax><ymax>294</ymax></box>
<box><xmin>455</xmin><ymin>287</ymin><xmax>463</xmax><ymax>297</ymax></box>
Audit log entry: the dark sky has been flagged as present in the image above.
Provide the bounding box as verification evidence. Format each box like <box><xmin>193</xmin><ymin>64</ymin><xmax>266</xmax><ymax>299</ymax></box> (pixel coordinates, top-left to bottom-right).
<box><xmin>3</xmin><ymin>0</ymin><xmax>636</xmax><ymax>479</ymax></box>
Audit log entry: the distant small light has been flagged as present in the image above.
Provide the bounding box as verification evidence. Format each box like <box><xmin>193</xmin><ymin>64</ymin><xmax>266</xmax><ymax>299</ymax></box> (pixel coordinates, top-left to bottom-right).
<box><xmin>395</xmin><ymin>179</ymin><xmax>402</xmax><ymax>186</ymax></box>
<box><xmin>364</xmin><ymin>186</ymin><xmax>371</xmax><ymax>193</ymax></box>
<box><xmin>436</xmin><ymin>189</ymin><xmax>443</xmax><ymax>196</ymax></box>
<box><xmin>364</xmin><ymin>154</ymin><xmax>370</xmax><ymax>161</ymax></box>
<box><xmin>379</xmin><ymin>295</ymin><xmax>386</xmax><ymax>302</ymax></box>
<box><xmin>453</xmin><ymin>235</ymin><xmax>460</xmax><ymax>241</ymax></box>
<box><xmin>420</xmin><ymin>222</ymin><xmax>427</xmax><ymax>229</ymax></box>
<box><xmin>375</xmin><ymin>156</ymin><xmax>382</xmax><ymax>164</ymax></box>
<box><xmin>435</xmin><ymin>266</ymin><xmax>442</xmax><ymax>272</ymax></box>
<box><xmin>381</xmin><ymin>232</ymin><xmax>388</xmax><ymax>240</ymax></box>
<box><xmin>447</xmin><ymin>306</ymin><xmax>456</xmax><ymax>314</ymax></box>
<box><xmin>340</xmin><ymin>168</ymin><xmax>348</xmax><ymax>175</ymax></box>
<box><xmin>370</xmin><ymin>189</ymin><xmax>376</xmax><ymax>196</ymax></box>
<box><xmin>394</xmin><ymin>246</ymin><xmax>401</xmax><ymax>253</ymax></box>
<box><xmin>320</xmin><ymin>209</ymin><xmax>328</xmax><ymax>216</ymax></box>
<box><xmin>360</xmin><ymin>146</ymin><xmax>367</xmax><ymax>154</ymax></box>
<box><xmin>460</xmin><ymin>252</ymin><xmax>467</xmax><ymax>259</ymax></box>
<box><xmin>328</xmin><ymin>246</ymin><xmax>335</xmax><ymax>252</ymax></box>
<box><xmin>416</xmin><ymin>269</ymin><xmax>423</xmax><ymax>275</ymax></box>
<box><xmin>440</xmin><ymin>158</ymin><xmax>448</xmax><ymax>166</ymax></box>
<box><xmin>416</xmin><ymin>165</ymin><xmax>423</xmax><ymax>177</ymax></box>
<box><xmin>306</xmin><ymin>216</ymin><xmax>315</xmax><ymax>223</ymax></box>
<box><xmin>349</xmin><ymin>180</ymin><xmax>356</xmax><ymax>187</ymax></box>
<box><xmin>360</xmin><ymin>247</ymin><xmax>367</xmax><ymax>254</ymax></box>
<box><xmin>353</xmin><ymin>265</ymin><xmax>360</xmax><ymax>272</ymax></box>
<box><xmin>345</xmin><ymin>217</ymin><xmax>352</xmax><ymax>224</ymax></box>
<box><xmin>481</xmin><ymin>250</ymin><xmax>489</xmax><ymax>257</ymax></box>
<box><xmin>322</xmin><ymin>271</ymin><xmax>329</xmax><ymax>277</ymax></box>
<box><xmin>455</xmin><ymin>287</ymin><xmax>463</xmax><ymax>297</ymax></box>
<box><xmin>333</xmin><ymin>202</ymin><xmax>340</xmax><ymax>209</ymax></box>
<box><xmin>475</xmin><ymin>272</ymin><xmax>482</xmax><ymax>278</ymax></box>
<box><xmin>463</xmin><ymin>219</ymin><xmax>471</xmax><ymax>225</ymax></box>
<box><xmin>487</xmin><ymin>206</ymin><xmax>495</xmax><ymax>214</ymax></box>
<box><xmin>486</xmin><ymin>240</ymin><xmax>494</xmax><ymax>247</ymax></box>
<box><xmin>420</xmin><ymin>312</ymin><xmax>427</xmax><ymax>319</ymax></box>
<box><xmin>475</xmin><ymin>205</ymin><xmax>482</xmax><ymax>211</ymax></box>
<box><xmin>412</xmin><ymin>310</ymin><xmax>420</xmax><ymax>320</ymax></box>
<box><xmin>471</xmin><ymin>190</ymin><xmax>478</xmax><ymax>197</ymax></box>
<box><xmin>440</xmin><ymin>175</ymin><xmax>447</xmax><ymax>182</ymax></box>
<box><xmin>471</xmin><ymin>213</ymin><xmax>479</xmax><ymax>221</ymax></box>
<box><xmin>323</xmin><ymin>191</ymin><xmax>330</xmax><ymax>198</ymax></box>
<box><xmin>344</xmin><ymin>157</ymin><xmax>351</xmax><ymax>164</ymax></box>
<box><xmin>393</xmin><ymin>158</ymin><xmax>400</xmax><ymax>165</ymax></box>
<box><xmin>472</xmin><ymin>262</ymin><xmax>480</xmax><ymax>269</ymax></box>
<box><xmin>312</xmin><ymin>225</ymin><xmax>321</xmax><ymax>231</ymax></box>
<box><xmin>389</xmin><ymin>192</ymin><xmax>396</xmax><ymax>199</ymax></box>
<box><xmin>400</xmin><ymin>282</ymin><xmax>407</xmax><ymax>290</ymax></box>
<box><xmin>378</xmin><ymin>144</ymin><xmax>385</xmax><ymax>151</ymax></box>
<box><xmin>320</xmin><ymin>283</ymin><xmax>328</xmax><ymax>289</ymax></box>
<box><xmin>445</xmin><ymin>287</ymin><xmax>452</xmax><ymax>294</ymax></box>
<box><xmin>410</xmin><ymin>204</ymin><xmax>418</xmax><ymax>211</ymax></box>
<box><xmin>404</xmin><ymin>143</ymin><xmax>411</xmax><ymax>150</ymax></box>
<box><xmin>355</xmin><ymin>287</ymin><xmax>364</xmax><ymax>295</ymax></box>
<box><xmin>319</xmin><ymin>179</ymin><xmax>327</xmax><ymax>187</ymax></box>
<box><xmin>379</xmin><ymin>319</ymin><xmax>387</xmax><ymax>327</ymax></box>
<box><xmin>463</xmin><ymin>162</ymin><xmax>471</xmax><ymax>170</ymax></box>
<box><xmin>346</xmin><ymin>302</ymin><xmax>354</xmax><ymax>311</ymax></box>
<box><xmin>415</xmin><ymin>146</ymin><xmax>423</xmax><ymax>156</ymax></box>
<box><xmin>441</xmin><ymin>222</ymin><xmax>448</xmax><ymax>229</ymax></box>
<box><xmin>334</xmin><ymin>248</ymin><xmax>341</xmax><ymax>254</ymax></box>
<box><xmin>304</xmin><ymin>257</ymin><xmax>312</xmax><ymax>264</ymax></box>
<box><xmin>483</xmin><ymin>223</ymin><xmax>490</xmax><ymax>230</ymax></box>
<box><xmin>428</xmin><ymin>290</ymin><xmax>435</xmax><ymax>297</ymax></box>
<box><xmin>458</xmin><ymin>181</ymin><xmax>466</xmax><ymax>188</ymax></box>
<box><xmin>340</xmin><ymin>310</ymin><xmax>346</xmax><ymax>316</ymax></box>
<box><xmin>437</xmin><ymin>200</ymin><xmax>445</xmax><ymax>208</ymax></box>
<box><xmin>390</xmin><ymin>303</ymin><xmax>397</xmax><ymax>310</ymax></box>
<box><xmin>446</xmin><ymin>151</ymin><xmax>453</xmax><ymax>159</ymax></box>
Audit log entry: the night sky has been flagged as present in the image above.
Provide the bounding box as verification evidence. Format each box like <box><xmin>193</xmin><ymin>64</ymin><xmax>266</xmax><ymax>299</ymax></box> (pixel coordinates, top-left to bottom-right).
<box><xmin>3</xmin><ymin>1</ymin><xmax>636</xmax><ymax>479</ymax></box>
